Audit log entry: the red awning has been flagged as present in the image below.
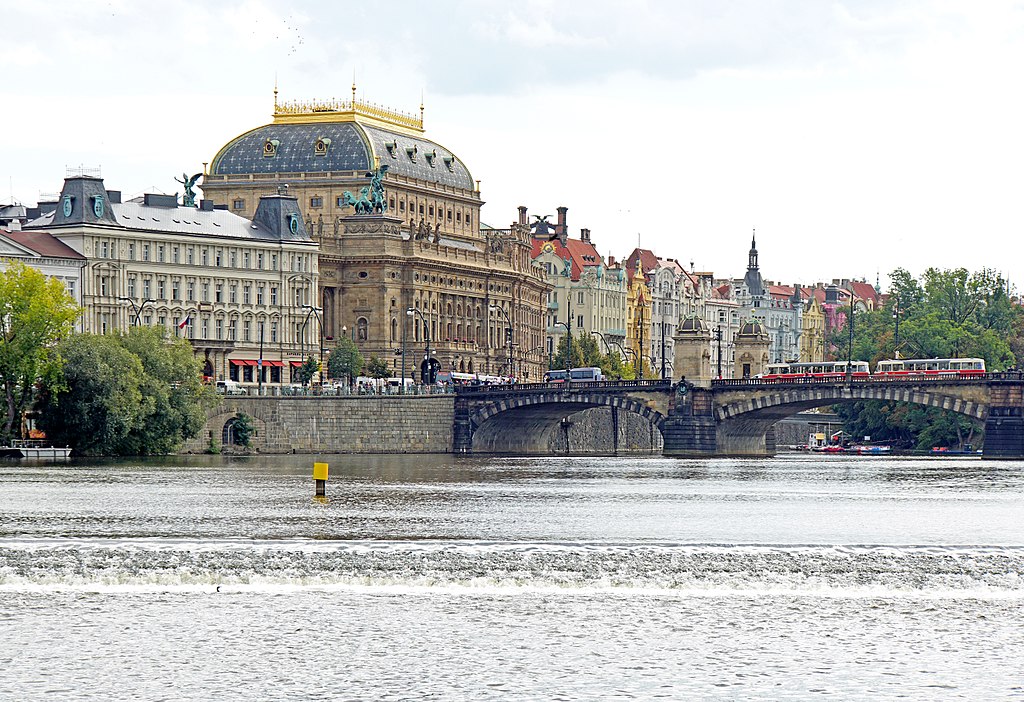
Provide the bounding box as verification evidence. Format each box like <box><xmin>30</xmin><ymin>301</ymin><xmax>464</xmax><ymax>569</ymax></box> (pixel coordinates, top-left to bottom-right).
<box><xmin>229</xmin><ymin>359</ymin><xmax>245</xmax><ymax>366</ymax></box>
<box><xmin>263</xmin><ymin>360</ymin><xmax>284</xmax><ymax>367</ymax></box>
<box><xmin>289</xmin><ymin>361</ymin><xmax>303</xmax><ymax>367</ymax></box>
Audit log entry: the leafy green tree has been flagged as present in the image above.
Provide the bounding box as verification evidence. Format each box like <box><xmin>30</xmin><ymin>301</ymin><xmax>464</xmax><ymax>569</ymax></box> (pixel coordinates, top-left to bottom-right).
<box><xmin>828</xmin><ymin>266</ymin><xmax>1023</xmax><ymax>450</ymax></box>
<box><xmin>327</xmin><ymin>337</ymin><xmax>363</xmax><ymax>384</ymax></box>
<box><xmin>296</xmin><ymin>356</ymin><xmax>320</xmax><ymax>386</ymax></box>
<box><xmin>232</xmin><ymin>413</ymin><xmax>254</xmax><ymax>447</ymax></box>
<box><xmin>365</xmin><ymin>355</ymin><xmax>393</xmax><ymax>379</ymax></box>
<box><xmin>552</xmin><ymin>333</ymin><xmax>584</xmax><ymax>371</ymax></box>
<box><xmin>0</xmin><ymin>261</ymin><xmax>80</xmax><ymax>440</ymax></box>
<box><xmin>37</xmin><ymin>327</ymin><xmax>216</xmax><ymax>456</ymax></box>
<box><xmin>36</xmin><ymin>334</ymin><xmax>144</xmax><ymax>454</ymax></box>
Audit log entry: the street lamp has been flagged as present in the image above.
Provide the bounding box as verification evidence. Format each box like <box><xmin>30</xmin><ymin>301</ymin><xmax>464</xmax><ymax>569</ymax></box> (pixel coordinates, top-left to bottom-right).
<box><xmin>846</xmin><ymin>290</ymin><xmax>855</xmax><ymax>380</ymax></box>
<box><xmin>553</xmin><ymin>320</ymin><xmax>571</xmax><ymax>371</ymax></box>
<box><xmin>302</xmin><ymin>305</ymin><xmax>323</xmax><ymax>383</ymax></box>
<box><xmin>892</xmin><ymin>294</ymin><xmax>901</xmax><ymax>359</ymax></box>
<box><xmin>714</xmin><ymin>326</ymin><xmax>724</xmax><ymax>379</ymax></box>
<box><xmin>118</xmin><ymin>297</ymin><xmax>155</xmax><ymax>327</ymax></box>
<box><xmin>489</xmin><ymin>304</ymin><xmax>514</xmax><ymax>380</ymax></box>
<box><xmin>407</xmin><ymin>307</ymin><xmax>433</xmax><ymax>383</ymax></box>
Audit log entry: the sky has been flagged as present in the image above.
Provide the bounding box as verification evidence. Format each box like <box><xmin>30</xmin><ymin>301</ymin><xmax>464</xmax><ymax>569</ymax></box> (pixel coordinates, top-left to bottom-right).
<box><xmin>4</xmin><ymin>0</ymin><xmax>1024</xmax><ymax>291</ymax></box>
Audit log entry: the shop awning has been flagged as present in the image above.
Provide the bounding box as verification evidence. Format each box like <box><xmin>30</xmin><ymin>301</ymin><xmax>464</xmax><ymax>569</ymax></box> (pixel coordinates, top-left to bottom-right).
<box><xmin>258</xmin><ymin>360</ymin><xmax>284</xmax><ymax>367</ymax></box>
<box><xmin>289</xmin><ymin>360</ymin><xmax>303</xmax><ymax>367</ymax></box>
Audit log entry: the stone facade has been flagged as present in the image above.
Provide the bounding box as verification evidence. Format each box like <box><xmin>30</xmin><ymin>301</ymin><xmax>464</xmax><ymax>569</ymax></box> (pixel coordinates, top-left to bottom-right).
<box><xmin>200</xmin><ymin>91</ymin><xmax>551</xmax><ymax>382</ymax></box>
<box><xmin>187</xmin><ymin>395</ymin><xmax>455</xmax><ymax>454</ymax></box>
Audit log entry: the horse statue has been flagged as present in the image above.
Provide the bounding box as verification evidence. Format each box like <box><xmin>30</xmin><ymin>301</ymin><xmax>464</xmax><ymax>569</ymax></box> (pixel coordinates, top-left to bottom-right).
<box><xmin>341</xmin><ymin>187</ymin><xmax>374</xmax><ymax>215</ymax></box>
<box><xmin>175</xmin><ymin>172</ymin><xmax>202</xmax><ymax>207</ymax></box>
<box><xmin>368</xmin><ymin>164</ymin><xmax>389</xmax><ymax>214</ymax></box>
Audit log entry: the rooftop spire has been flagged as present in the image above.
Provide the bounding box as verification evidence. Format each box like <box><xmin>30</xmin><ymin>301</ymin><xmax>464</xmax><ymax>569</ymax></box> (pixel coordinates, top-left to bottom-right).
<box><xmin>748</xmin><ymin>228</ymin><xmax>759</xmax><ymax>271</ymax></box>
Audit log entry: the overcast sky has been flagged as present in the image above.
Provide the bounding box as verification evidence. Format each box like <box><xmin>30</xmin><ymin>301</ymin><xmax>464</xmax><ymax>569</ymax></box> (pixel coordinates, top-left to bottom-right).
<box><xmin>4</xmin><ymin>0</ymin><xmax>1023</xmax><ymax>290</ymax></box>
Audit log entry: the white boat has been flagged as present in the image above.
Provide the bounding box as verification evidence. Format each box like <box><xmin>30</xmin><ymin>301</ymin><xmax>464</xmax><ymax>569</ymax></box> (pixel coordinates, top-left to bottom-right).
<box><xmin>0</xmin><ymin>440</ymin><xmax>72</xmax><ymax>460</ymax></box>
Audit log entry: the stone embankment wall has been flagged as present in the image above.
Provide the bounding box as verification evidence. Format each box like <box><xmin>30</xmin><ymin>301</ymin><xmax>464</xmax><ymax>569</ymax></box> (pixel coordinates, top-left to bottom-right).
<box><xmin>184</xmin><ymin>396</ymin><xmax>455</xmax><ymax>454</ymax></box>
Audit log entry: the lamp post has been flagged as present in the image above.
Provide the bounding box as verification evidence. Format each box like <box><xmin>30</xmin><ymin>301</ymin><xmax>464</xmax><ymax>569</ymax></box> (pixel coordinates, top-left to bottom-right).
<box><xmin>302</xmin><ymin>305</ymin><xmax>323</xmax><ymax>383</ymax></box>
<box><xmin>489</xmin><ymin>304</ymin><xmax>514</xmax><ymax>380</ymax></box>
<box><xmin>714</xmin><ymin>326</ymin><xmax>724</xmax><ymax>379</ymax></box>
<box><xmin>401</xmin><ymin>307</ymin><xmax>409</xmax><ymax>393</ymax></box>
<box><xmin>553</xmin><ymin>320</ymin><xmax>570</xmax><ymax>371</ymax></box>
<box><xmin>660</xmin><ymin>320</ymin><xmax>667</xmax><ymax>380</ymax></box>
<box><xmin>846</xmin><ymin>290</ymin><xmax>855</xmax><ymax>380</ymax></box>
<box><xmin>635</xmin><ymin>306</ymin><xmax>646</xmax><ymax>380</ymax></box>
<box><xmin>407</xmin><ymin>307</ymin><xmax>432</xmax><ymax>383</ymax></box>
<box><xmin>892</xmin><ymin>294</ymin><xmax>901</xmax><ymax>359</ymax></box>
<box><xmin>118</xmin><ymin>297</ymin><xmax>155</xmax><ymax>327</ymax></box>
<box><xmin>258</xmin><ymin>321</ymin><xmax>264</xmax><ymax>393</ymax></box>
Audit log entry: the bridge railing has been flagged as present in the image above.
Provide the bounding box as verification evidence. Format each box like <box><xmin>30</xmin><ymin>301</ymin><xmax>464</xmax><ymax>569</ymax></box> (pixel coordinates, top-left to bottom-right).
<box><xmin>454</xmin><ymin>379</ymin><xmax>672</xmax><ymax>395</ymax></box>
<box><xmin>711</xmin><ymin>373</ymin><xmax>1005</xmax><ymax>388</ymax></box>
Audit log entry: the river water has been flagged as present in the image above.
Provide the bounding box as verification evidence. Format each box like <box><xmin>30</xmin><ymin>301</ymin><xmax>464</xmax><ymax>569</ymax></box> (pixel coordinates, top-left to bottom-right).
<box><xmin>1</xmin><ymin>453</ymin><xmax>1022</xmax><ymax>700</ymax></box>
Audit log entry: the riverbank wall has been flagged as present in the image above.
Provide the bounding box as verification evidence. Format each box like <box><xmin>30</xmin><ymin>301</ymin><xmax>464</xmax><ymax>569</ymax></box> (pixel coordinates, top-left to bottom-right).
<box><xmin>184</xmin><ymin>395</ymin><xmax>456</xmax><ymax>454</ymax></box>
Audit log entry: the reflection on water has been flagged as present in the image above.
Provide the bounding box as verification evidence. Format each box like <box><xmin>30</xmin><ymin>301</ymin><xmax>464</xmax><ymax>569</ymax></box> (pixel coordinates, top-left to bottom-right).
<box><xmin>1</xmin><ymin>453</ymin><xmax>1022</xmax><ymax>700</ymax></box>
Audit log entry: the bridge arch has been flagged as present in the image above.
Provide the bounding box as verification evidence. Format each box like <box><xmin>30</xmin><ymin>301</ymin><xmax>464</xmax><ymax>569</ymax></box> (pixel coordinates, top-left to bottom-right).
<box><xmin>469</xmin><ymin>391</ymin><xmax>667</xmax><ymax>454</ymax></box>
<box><xmin>713</xmin><ymin>384</ymin><xmax>987</xmax><ymax>455</ymax></box>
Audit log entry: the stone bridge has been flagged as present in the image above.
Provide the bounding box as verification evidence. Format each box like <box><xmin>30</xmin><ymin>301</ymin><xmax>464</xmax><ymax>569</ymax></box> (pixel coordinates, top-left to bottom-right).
<box><xmin>454</xmin><ymin>374</ymin><xmax>1024</xmax><ymax>458</ymax></box>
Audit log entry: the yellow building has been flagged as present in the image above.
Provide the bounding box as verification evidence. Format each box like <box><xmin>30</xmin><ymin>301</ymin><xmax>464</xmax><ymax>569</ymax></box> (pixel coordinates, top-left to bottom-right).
<box><xmin>625</xmin><ymin>258</ymin><xmax>652</xmax><ymax>377</ymax></box>
<box><xmin>800</xmin><ymin>293</ymin><xmax>826</xmax><ymax>362</ymax></box>
<box><xmin>201</xmin><ymin>88</ymin><xmax>550</xmax><ymax>381</ymax></box>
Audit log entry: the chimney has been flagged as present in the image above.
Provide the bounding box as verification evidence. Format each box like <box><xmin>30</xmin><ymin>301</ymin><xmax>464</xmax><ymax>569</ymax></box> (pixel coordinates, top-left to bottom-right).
<box><xmin>608</xmin><ymin>255</ymin><xmax>616</xmax><ymax>266</ymax></box>
<box><xmin>580</xmin><ymin>227</ymin><xmax>590</xmax><ymax>243</ymax></box>
<box><xmin>518</xmin><ymin>205</ymin><xmax>528</xmax><ymax>225</ymax></box>
<box><xmin>556</xmin><ymin>206</ymin><xmax>567</xmax><ymax>234</ymax></box>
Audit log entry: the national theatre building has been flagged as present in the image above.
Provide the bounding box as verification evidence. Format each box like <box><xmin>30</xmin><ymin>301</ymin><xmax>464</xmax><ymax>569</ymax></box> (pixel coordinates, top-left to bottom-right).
<box><xmin>201</xmin><ymin>88</ymin><xmax>551</xmax><ymax>381</ymax></box>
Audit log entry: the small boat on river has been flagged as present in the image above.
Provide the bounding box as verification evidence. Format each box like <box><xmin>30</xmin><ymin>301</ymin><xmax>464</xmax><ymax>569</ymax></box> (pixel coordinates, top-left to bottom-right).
<box><xmin>0</xmin><ymin>440</ymin><xmax>72</xmax><ymax>460</ymax></box>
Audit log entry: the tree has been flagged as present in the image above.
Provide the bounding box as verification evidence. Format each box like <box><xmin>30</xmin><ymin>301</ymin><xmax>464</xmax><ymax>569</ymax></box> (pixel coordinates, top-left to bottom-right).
<box><xmin>231</xmin><ymin>413</ymin><xmax>254</xmax><ymax>447</ymax></box>
<box><xmin>296</xmin><ymin>355</ymin><xmax>320</xmax><ymax>386</ymax></box>
<box><xmin>37</xmin><ymin>327</ymin><xmax>217</xmax><ymax>456</ymax></box>
<box><xmin>0</xmin><ymin>261</ymin><xmax>80</xmax><ymax>441</ymax></box>
<box><xmin>827</xmin><ymin>266</ymin><xmax>1024</xmax><ymax>450</ymax></box>
<box><xmin>365</xmin><ymin>355</ymin><xmax>393</xmax><ymax>379</ymax></box>
<box><xmin>327</xmin><ymin>337</ymin><xmax>363</xmax><ymax>384</ymax></box>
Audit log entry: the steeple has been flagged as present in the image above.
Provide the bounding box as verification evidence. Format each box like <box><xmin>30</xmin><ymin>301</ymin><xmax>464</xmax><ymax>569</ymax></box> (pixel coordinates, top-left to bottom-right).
<box><xmin>743</xmin><ymin>228</ymin><xmax>764</xmax><ymax>299</ymax></box>
<box><xmin>748</xmin><ymin>228</ymin><xmax>759</xmax><ymax>271</ymax></box>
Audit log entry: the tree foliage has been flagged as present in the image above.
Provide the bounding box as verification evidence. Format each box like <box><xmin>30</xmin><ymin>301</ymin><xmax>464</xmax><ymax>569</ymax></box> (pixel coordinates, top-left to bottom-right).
<box><xmin>0</xmin><ymin>261</ymin><xmax>80</xmax><ymax>441</ymax></box>
<box><xmin>827</xmin><ymin>266</ymin><xmax>1023</xmax><ymax>449</ymax></box>
<box><xmin>365</xmin><ymin>355</ymin><xmax>393</xmax><ymax>379</ymax></box>
<box><xmin>37</xmin><ymin>327</ymin><xmax>217</xmax><ymax>455</ymax></box>
<box><xmin>552</xmin><ymin>333</ymin><xmax>632</xmax><ymax>379</ymax></box>
<box><xmin>232</xmin><ymin>413</ymin><xmax>254</xmax><ymax>447</ymax></box>
<box><xmin>296</xmin><ymin>355</ymin><xmax>320</xmax><ymax>386</ymax></box>
<box><xmin>327</xmin><ymin>337</ymin><xmax>363</xmax><ymax>382</ymax></box>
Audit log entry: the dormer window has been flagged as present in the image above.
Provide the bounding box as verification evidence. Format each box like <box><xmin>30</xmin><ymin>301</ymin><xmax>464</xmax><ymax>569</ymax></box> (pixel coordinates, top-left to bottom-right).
<box><xmin>424</xmin><ymin>149</ymin><xmax>437</xmax><ymax>168</ymax></box>
<box><xmin>384</xmin><ymin>141</ymin><xmax>398</xmax><ymax>157</ymax></box>
<box><xmin>314</xmin><ymin>137</ymin><xmax>331</xmax><ymax>155</ymax></box>
<box><xmin>406</xmin><ymin>145</ymin><xmax>418</xmax><ymax>162</ymax></box>
<box><xmin>442</xmin><ymin>155</ymin><xmax>454</xmax><ymax>171</ymax></box>
<box><xmin>263</xmin><ymin>139</ymin><xmax>280</xmax><ymax>157</ymax></box>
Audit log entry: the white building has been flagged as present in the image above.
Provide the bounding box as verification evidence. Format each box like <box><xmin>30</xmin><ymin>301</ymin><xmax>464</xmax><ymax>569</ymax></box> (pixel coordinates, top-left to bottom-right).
<box><xmin>25</xmin><ymin>174</ymin><xmax>320</xmax><ymax>385</ymax></box>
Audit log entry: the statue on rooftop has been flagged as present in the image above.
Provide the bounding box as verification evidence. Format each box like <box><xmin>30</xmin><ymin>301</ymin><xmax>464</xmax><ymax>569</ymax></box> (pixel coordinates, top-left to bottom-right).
<box><xmin>175</xmin><ymin>172</ymin><xmax>202</xmax><ymax>208</ymax></box>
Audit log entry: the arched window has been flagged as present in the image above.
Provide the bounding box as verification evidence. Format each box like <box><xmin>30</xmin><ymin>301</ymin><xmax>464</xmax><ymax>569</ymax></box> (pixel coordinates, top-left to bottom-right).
<box><xmin>357</xmin><ymin>317</ymin><xmax>368</xmax><ymax>342</ymax></box>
